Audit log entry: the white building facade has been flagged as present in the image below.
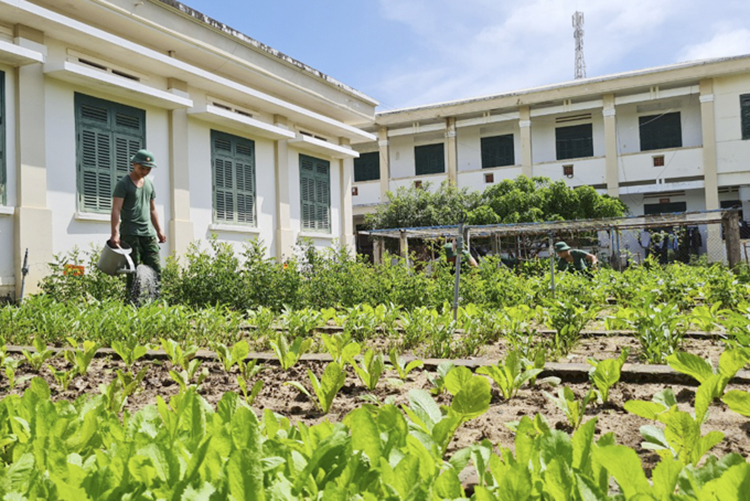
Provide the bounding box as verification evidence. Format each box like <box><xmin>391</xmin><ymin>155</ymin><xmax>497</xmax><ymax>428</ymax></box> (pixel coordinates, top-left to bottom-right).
<box><xmin>0</xmin><ymin>0</ymin><xmax>377</xmax><ymax>298</ymax></box>
<box><xmin>351</xmin><ymin>56</ymin><xmax>750</xmax><ymax>239</ymax></box>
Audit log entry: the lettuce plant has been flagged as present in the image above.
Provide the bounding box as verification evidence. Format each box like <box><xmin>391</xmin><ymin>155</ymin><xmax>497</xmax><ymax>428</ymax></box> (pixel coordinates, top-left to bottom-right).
<box><xmin>352</xmin><ymin>349</ymin><xmax>385</xmax><ymax>391</ymax></box>
<box><xmin>477</xmin><ymin>349</ymin><xmax>545</xmax><ymax>400</ymax></box>
<box><xmin>388</xmin><ymin>348</ymin><xmax>423</xmax><ymax>381</ymax></box>
<box><xmin>545</xmin><ymin>386</ymin><xmax>595</xmax><ymax>431</ymax></box>
<box><xmin>21</xmin><ymin>337</ymin><xmax>56</xmax><ymax>372</ymax></box>
<box><xmin>63</xmin><ymin>337</ymin><xmax>100</xmax><ymax>376</ymax></box>
<box><xmin>286</xmin><ymin>361</ymin><xmax>346</xmax><ymax>414</ymax></box>
<box><xmin>269</xmin><ymin>332</ymin><xmax>313</xmax><ymax>371</ymax></box>
<box><xmin>587</xmin><ymin>347</ymin><xmax>629</xmax><ymax>404</ymax></box>
<box><xmin>213</xmin><ymin>339</ymin><xmax>250</xmax><ymax>372</ymax></box>
<box><xmin>320</xmin><ymin>332</ymin><xmax>360</xmax><ymax>367</ymax></box>
<box><xmin>111</xmin><ymin>335</ymin><xmax>149</xmax><ymax>368</ymax></box>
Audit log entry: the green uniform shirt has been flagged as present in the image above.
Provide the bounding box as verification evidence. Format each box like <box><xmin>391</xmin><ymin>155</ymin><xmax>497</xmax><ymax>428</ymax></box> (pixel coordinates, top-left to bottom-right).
<box><xmin>113</xmin><ymin>175</ymin><xmax>156</xmax><ymax>237</ymax></box>
<box><xmin>557</xmin><ymin>249</ymin><xmax>590</xmax><ymax>272</ymax></box>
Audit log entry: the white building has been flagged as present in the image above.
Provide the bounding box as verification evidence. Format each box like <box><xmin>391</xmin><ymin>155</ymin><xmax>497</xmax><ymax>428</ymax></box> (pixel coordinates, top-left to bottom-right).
<box><xmin>0</xmin><ymin>0</ymin><xmax>377</xmax><ymax>298</ymax></box>
<box><xmin>351</xmin><ymin>56</ymin><xmax>750</xmax><ymax>242</ymax></box>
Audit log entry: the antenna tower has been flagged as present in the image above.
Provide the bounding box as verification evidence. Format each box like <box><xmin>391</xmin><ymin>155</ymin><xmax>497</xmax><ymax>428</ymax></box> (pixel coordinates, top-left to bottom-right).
<box><xmin>572</xmin><ymin>11</ymin><xmax>586</xmax><ymax>79</ymax></box>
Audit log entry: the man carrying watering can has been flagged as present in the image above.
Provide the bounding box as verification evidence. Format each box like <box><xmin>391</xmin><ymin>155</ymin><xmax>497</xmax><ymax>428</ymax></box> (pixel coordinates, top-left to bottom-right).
<box><xmin>110</xmin><ymin>149</ymin><xmax>167</xmax><ymax>290</ymax></box>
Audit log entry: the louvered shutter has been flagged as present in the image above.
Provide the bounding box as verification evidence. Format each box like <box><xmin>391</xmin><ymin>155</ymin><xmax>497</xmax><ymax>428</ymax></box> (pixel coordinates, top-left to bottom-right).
<box><xmin>0</xmin><ymin>71</ymin><xmax>5</xmax><ymax>204</ymax></box>
<box><xmin>211</xmin><ymin>130</ymin><xmax>256</xmax><ymax>225</ymax></box>
<box><xmin>300</xmin><ymin>156</ymin><xmax>316</xmax><ymax>230</ymax></box>
<box><xmin>235</xmin><ymin>139</ymin><xmax>256</xmax><ymax>225</ymax></box>
<box><xmin>353</xmin><ymin>152</ymin><xmax>380</xmax><ymax>182</ymax></box>
<box><xmin>639</xmin><ymin>112</ymin><xmax>682</xmax><ymax>151</ymax></box>
<box><xmin>741</xmin><ymin>94</ymin><xmax>750</xmax><ymax>140</ymax></box>
<box><xmin>556</xmin><ymin>124</ymin><xmax>593</xmax><ymax>160</ymax></box>
<box><xmin>415</xmin><ymin>143</ymin><xmax>445</xmax><ymax>175</ymax></box>
<box><xmin>75</xmin><ymin>94</ymin><xmax>145</xmax><ymax>213</ymax></box>
<box><xmin>299</xmin><ymin>155</ymin><xmax>330</xmax><ymax>232</ymax></box>
<box><xmin>315</xmin><ymin>161</ymin><xmax>330</xmax><ymax>231</ymax></box>
<box><xmin>481</xmin><ymin>134</ymin><xmax>514</xmax><ymax>168</ymax></box>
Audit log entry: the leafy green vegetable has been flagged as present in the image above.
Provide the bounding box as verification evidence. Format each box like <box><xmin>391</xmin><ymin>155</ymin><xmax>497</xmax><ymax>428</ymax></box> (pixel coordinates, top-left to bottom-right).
<box><xmin>285</xmin><ymin>362</ymin><xmax>346</xmax><ymax>414</ymax></box>
<box><xmin>477</xmin><ymin>349</ymin><xmax>544</xmax><ymax>400</ymax></box>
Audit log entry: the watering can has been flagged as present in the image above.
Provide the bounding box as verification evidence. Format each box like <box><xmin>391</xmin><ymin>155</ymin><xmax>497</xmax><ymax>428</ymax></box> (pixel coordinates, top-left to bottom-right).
<box><xmin>97</xmin><ymin>240</ymin><xmax>136</xmax><ymax>276</ymax></box>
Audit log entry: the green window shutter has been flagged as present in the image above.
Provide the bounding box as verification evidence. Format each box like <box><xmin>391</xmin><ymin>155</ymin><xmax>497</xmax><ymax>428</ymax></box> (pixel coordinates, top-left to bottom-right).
<box><xmin>211</xmin><ymin>130</ymin><xmax>256</xmax><ymax>225</ymax></box>
<box><xmin>415</xmin><ymin>143</ymin><xmax>445</xmax><ymax>175</ymax></box>
<box><xmin>740</xmin><ymin>94</ymin><xmax>750</xmax><ymax>140</ymax></box>
<box><xmin>300</xmin><ymin>154</ymin><xmax>330</xmax><ymax>232</ymax></box>
<box><xmin>75</xmin><ymin>93</ymin><xmax>145</xmax><ymax>213</ymax></box>
<box><xmin>0</xmin><ymin>70</ymin><xmax>5</xmax><ymax>205</ymax></box>
<box><xmin>481</xmin><ymin>134</ymin><xmax>514</xmax><ymax>168</ymax></box>
<box><xmin>555</xmin><ymin>124</ymin><xmax>593</xmax><ymax>160</ymax></box>
<box><xmin>639</xmin><ymin>112</ymin><xmax>682</xmax><ymax>151</ymax></box>
<box><xmin>354</xmin><ymin>151</ymin><xmax>380</xmax><ymax>182</ymax></box>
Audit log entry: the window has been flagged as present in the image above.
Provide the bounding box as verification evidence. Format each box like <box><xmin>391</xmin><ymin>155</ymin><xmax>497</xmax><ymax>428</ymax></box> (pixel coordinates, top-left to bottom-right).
<box><xmin>644</xmin><ymin>201</ymin><xmax>686</xmax><ymax>215</ymax></box>
<box><xmin>300</xmin><ymin>154</ymin><xmax>330</xmax><ymax>232</ymax></box>
<box><xmin>211</xmin><ymin>130</ymin><xmax>256</xmax><ymax>225</ymax></box>
<box><xmin>414</xmin><ymin>143</ymin><xmax>445</xmax><ymax>175</ymax></box>
<box><xmin>481</xmin><ymin>134</ymin><xmax>514</xmax><ymax>168</ymax></box>
<box><xmin>75</xmin><ymin>93</ymin><xmax>145</xmax><ymax>213</ymax></box>
<box><xmin>354</xmin><ymin>151</ymin><xmax>379</xmax><ymax>182</ymax></box>
<box><xmin>741</xmin><ymin>94</ymin><xmax>750</xmax><ymax>140</ymax></box>
<box><xmin>556</xmin><ymin>124</ymin><xmax>593</xmax><ymax>160</ymax></box>
<box><xmin>0</xmin><ymin>71</ymin><xmax>5</xmax><ymax>205</ymax></box>
<box><xmin>639</xmin><ymin>112</ymin><xmax>682</xmax><ymax>151</ymax></box>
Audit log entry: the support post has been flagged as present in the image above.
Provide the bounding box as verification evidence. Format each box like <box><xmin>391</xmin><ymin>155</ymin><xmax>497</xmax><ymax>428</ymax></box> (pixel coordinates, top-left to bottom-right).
<box><xmin>549</xmin><ymin>234</ymin><xmax>556</xmax><ymax>299</ymax></box>
<box><xmin>453</xmin><ymin>224</ymin><xmax>464</xmax><ymax>322</ymax></box>
<box><xmin>723</xmin><ymin>211</ymin><xmax>742</xmax><ymax>269</ymax></box>
<box><xmin>373</xmin><ymin>237</ymin><xmax>384</xmax><ymax>265</ymax></box>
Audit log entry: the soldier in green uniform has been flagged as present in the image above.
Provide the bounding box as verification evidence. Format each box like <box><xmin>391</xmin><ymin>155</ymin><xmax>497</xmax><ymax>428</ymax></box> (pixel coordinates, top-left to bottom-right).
<box><xmin>110</xmin><ymin>149</ymin><xmax>167</xmax><ymax>291</ymax></box>
<box><xmin>554</xmin><ymin>241</ymin><xmax>597</xmax><ymax>273</ymax></box>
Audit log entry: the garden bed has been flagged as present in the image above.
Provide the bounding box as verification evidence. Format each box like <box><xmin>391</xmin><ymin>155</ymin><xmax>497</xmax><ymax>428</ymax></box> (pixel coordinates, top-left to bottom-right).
<box><xmin>2</xmin><ymin>346</ymin><xmax>749</xmax><ymax>476</ymax></box>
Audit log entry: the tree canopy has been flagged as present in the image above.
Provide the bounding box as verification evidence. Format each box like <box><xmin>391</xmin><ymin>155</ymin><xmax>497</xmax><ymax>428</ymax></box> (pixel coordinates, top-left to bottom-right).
<box><xmin>364</xmin><ymin>176</ymin><xmax>628</xmax><ymax>229</ymax></box>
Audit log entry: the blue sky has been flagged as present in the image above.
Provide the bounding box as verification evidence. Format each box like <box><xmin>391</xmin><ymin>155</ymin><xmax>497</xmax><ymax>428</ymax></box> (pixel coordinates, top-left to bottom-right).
<box><xmin>184</xmin><ymin>0</ymin><xmax>750</xmax><ymax>112</ymax></box>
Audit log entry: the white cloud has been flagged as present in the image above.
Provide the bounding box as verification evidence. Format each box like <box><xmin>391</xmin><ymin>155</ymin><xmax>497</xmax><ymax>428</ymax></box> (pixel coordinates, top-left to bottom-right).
<box><xmin>371</xmin><ymin>0</ymin><xmax>748</xmax><ymax>110</ymax></box>
<box><xmin>679</xmin><ymin>28</ymin><xmax>750</xmax><ymax>61</ymax></box>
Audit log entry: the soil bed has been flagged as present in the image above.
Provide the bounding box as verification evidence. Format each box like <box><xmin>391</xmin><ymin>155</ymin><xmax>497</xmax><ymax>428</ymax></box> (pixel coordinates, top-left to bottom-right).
<box><xmin>2</xmin><ymin>353</ymin><xmax>748</xmax><ymax>474</ymax></box>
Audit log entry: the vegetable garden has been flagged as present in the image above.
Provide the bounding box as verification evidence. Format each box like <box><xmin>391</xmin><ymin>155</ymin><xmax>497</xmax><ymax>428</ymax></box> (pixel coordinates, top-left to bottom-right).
<box><xmin>1</xmin><ymin>240</ymin><xmax>750</xmax><ymax>499</ymax></box>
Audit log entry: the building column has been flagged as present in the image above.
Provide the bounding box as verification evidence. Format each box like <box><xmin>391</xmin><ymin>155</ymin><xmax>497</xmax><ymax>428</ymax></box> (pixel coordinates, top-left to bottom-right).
<box><xmin>13</xmin><ymin>25</ymin><xmax>52</xmax><ymax>297</ymax></box>
<box><xmin>603</xmin><ymin>94</ymin><xmax>619</xmax><ymax>197</ymax></box>
<box><xmin>445</xmin><ymin>117</ymin><xmax>458</xmax><ymax>184</ymax></box>
<box><xmin>378</xmin><ymin>127</ymin><xmax>390</xmax><ymax>203</ymax></box>
<box><xmin>339</xmin><ymin>138</ymin><xmax>355</xmax><ymax>253</ymax></box>
<box><xmin>167</xmin><ymin>79</ymin><xmax>194</xmax><ymax>260</ymax></box>
<box><xmin>519</xmin><ymin>106</ymin><xmax>532</xmax><ymax>177</ymax></box>
<box><xmin>274</xmin><ymin>115</ymin><xmax>295</xmax><ymax>260</ymax></box>
<box><xmin>700</xmin><ymin>79</ymin><xmax>719</xmax><ymax>211</ymax></box>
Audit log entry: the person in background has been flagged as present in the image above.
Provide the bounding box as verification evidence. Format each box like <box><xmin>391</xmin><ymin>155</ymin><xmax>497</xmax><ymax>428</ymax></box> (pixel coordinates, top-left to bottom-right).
<box><xmin>554</xmin><ymin>241</ymin><xmax>597</xmax><ymax>274</ymax></box>
<box><xmin>444</xmin><ymin>241</ymin><xmax>478</xmax><ymax>269</ymax></box>
<box><xmin>110</xmin><ymin>149</ymin><xmax>167</xmax><ymax>291</ymax></box>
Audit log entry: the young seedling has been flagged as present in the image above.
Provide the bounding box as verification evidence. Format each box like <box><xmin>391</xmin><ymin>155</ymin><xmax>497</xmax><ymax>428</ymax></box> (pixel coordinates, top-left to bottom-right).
<box><xmin>285</xmin><ymin>362</ymin><xmax>346</xmax><ymax>414</ymax></box>
<box><xmin>476</xmin><ymin>349</ymin><xmax>545</xmax><ymax>400</ymax></box>
<box><xmin>3</xmin><ymin>358</ymin><xmax>20</xmax><ymax>390</ymax></box>
<box><xmin>64</xmin><ymin>337</ymin><xmax>101</xmax><ymax>376</ymax></box>
<box><xmin>428</xmin><ymin>361</ymin><xmax>455</xmax><ymax>395</ymax></box>
<box><xmin>169</xmin><ymin>359</ymin><xmax>209</xmax><ymax>392</ymax></box>
<box><xmin>111</xmin><ymin>336</ymin><xmax>150</xmax><ymax>368</ymax></box>
<box><xmin>47</xmin><ymin>364</ymin><xmax>77</xmax><ymax>391</ymax></box>
<box><xmin>21</xmin><ymin>337</ymin><xmax>56</xmax><ymax>372</ymax></box>
<box><xmin>100</xmin><ymin>367</ymin><xmax>148</xmax><ymax>413</ymax></box>
<box><xmin>625</xmin><ymin>388</ymin><xmax>724</xmax><ymax>466</ymax></box>
<box><xmin>388</xmin><ymin>348</ymin><xmax>423</xmax><ymax>381</ymax></box>
<box><xmin>269</xmin><ymin>332</ymin><xmax>313</xmax><ymax>371</ymax></box>
<box><xmin>666</xmin><ymin>349</ymin><xmax>750</xmax><ymax>423</ymax></box>
<box><xmin>352</xmin><ymin>349</ymin><xmax>386</xmax><ymax>391</ymax></box>
<box><xmin>545</xmin><ymin>386</ymin><xmax>595</xmax><ymax>431</ymax></box>
<box><xmin>237</xmin><ymin>358</ymin><xmax>264</xmax><ymax>405</ymax></box>
<box><xmin>320</xmin><ymin>332</ymin><xmax>360</xmax><ymax>367</ymax></box>
<box><xmin>160</xmin><ymin>338</ymin><xmax>199</xmax><ymax>372</ymax></box>
<box><xmin>213</xmin><ymin>339</ymin><xmax>250</xmax><ymax>372</ymax></box>
<box><xmin>587</xmin><ymin>347</ymin><xmax>629</xmax><ymax>404</ymax></box>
